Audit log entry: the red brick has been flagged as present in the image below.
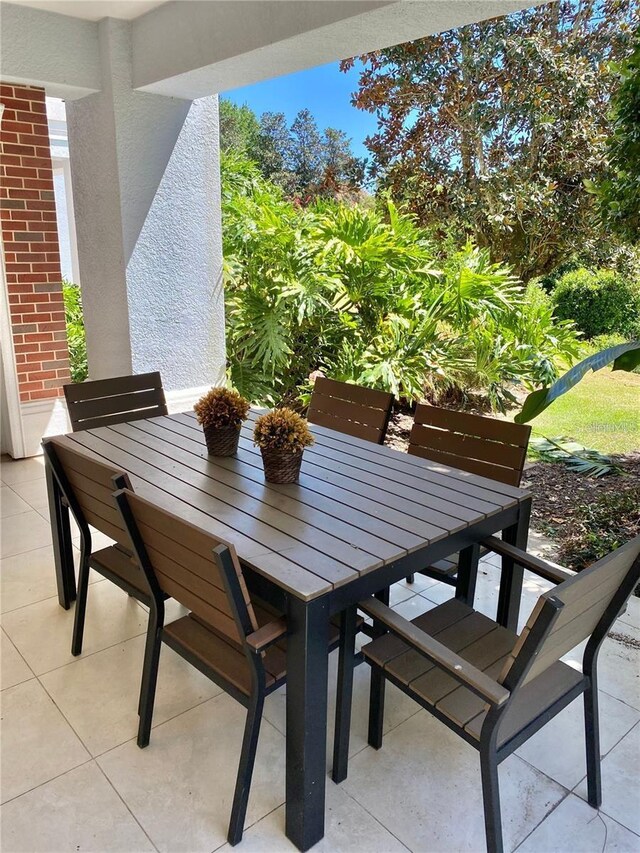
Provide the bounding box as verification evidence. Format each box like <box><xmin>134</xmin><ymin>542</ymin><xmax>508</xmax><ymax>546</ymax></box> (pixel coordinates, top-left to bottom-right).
<box><xmin>31</xmin><ymin>388</ymin><xmax>63</xmax><ymax>400</ymax></box>
<box><xmin>24</xmin><ymin>333</ymin><xmax>54</xmax><ymax>342</ymax></box>
<box><xmin>3</xmin><ymin>121</ymin><xmax>34</xmax><ymax>134</ymax></box>
<box><xmin>0</xmin><ymin>177</ymin><xmax>24</xmax><ymax>189</ymax></box>
<box><xmin>2</xmin><ymin>142</ymin><xmax>36</xmax><ymax>157</ymax></box>
<box><xmin>21</xmin><ymin>157</ymin><xmax>51</xmax><ymax>170</ymax></box>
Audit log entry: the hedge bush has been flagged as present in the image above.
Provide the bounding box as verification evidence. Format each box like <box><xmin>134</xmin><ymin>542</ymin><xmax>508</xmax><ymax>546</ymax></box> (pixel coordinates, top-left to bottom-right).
<box><xmin>553</xmin><ymin>268</ymin><xmax>640</xmax><ymax>339</ymax></box>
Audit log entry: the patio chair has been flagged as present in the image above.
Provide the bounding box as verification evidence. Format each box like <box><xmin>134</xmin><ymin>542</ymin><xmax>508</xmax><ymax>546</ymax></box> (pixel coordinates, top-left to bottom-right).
<box><xmin>351</xmin><ymin>536</ymin><xmax>640</xmax><ymax>853</ymax></box>
<box><xmin>307</xmin><ymin>376</ymin><xmax>394</xmax><ymax>445</ymax></box>
<box><xmin>405</xmin><ymin>404</ymin><xmax>531</xmax><ymax>590</ymax></box>
<box><xmin>42</xmin><ymin>437</ymin><xmax>155</xmax><ymax>655</ymax></box>
<box><xmin>64</xmin><ymin>371</ymin><xmax>168</xmax><ymax>432</ymax></box>
<box><xmin>113</xmin><ymin>487</ymin><xmax>352</xmax><ymax>846</ymax></box>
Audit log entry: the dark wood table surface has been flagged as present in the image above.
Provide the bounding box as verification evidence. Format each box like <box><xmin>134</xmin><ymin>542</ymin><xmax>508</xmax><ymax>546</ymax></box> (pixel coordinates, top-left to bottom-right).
<box><xmin>46</xmin><ymin>409</ymin><xmax>532</xmax><ymax>851</ymax></box>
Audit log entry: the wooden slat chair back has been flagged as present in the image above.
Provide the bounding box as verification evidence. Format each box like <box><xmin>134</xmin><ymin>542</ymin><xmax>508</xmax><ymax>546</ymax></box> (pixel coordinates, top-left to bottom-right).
<box><xmin>64</xmin><ymin>371</ymin><xmax>168</xmax><ymax>432</ymax></box>
<box><xmin>113</xmin><ymin>487</ymin><xmax>350</xmax><ymax>846</ymax></box>
<box><xmin>404</xmin><ymin>404</ymin><xmax>532</xmax><ymax>591</ymax></box>
<box><xmin>351</xmin><ymin>537</ymin><xmax>640</xmax><ymax>853</ymax></box>
<box><xmin>43</xmin><ymin>437</ymin><xmax>131</xmax><ymax>546</ymax></box>
<box><xmin>115</xmin><ymin>489</ymin><xmax>258</xmax><ymax>650</ymax></box>
<box><xmin>504</xmin><ymin>537</ymin><xmax>640</xmax><ymax>689</ymax></box>
<box><xmin>308</xmin><ymin>377</ymin><xmax>394</xmax><ymax>445</ymax></box>
<box><xmin>408</xmin><ymin>404</ymin><xmax>531</xmax><ymax>487</ymax></box>
<box><xmin>42</xmin><ymin>436</ymin><xmax>150</xmax><ymax>656</ymax></box>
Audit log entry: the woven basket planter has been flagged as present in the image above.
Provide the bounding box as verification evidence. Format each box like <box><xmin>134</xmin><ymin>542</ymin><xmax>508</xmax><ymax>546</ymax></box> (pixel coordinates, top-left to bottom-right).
<box><xmin>260</xmin><ymin>447</ymin><xmax>304</xmax><ymax>484</ymax></box>
<box><xmin>202</xmin><ymin>424</ymin><xmax>241</xmax><ymax>457</ymax></box>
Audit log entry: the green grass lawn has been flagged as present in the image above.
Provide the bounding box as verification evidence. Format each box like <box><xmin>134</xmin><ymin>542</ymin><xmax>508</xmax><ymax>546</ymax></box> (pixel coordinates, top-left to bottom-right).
<box><xmin>516</xmin><ymin>368</ymin><xmax>640</xmax><ymax>456</ymax></box>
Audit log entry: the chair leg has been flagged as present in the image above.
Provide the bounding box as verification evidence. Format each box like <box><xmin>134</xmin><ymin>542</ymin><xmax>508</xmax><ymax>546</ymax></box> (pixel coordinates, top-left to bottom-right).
<box><xmin>480</xmin><ymin>748</ymin><xmax>503</xmax><ymax>853</ymax></box>
<box><xmin>367</xmin><ymin>667</ymin><xmax>386</xmax><ymax>749</ymax></box>
<box><xmin>71</xmin><ymin>545</ymin><xmax>91</xmax><ymax>656</ymax></box>
<box><xmin>332</xmin><ymin>606</ymin><xmax>357</xmax><ymax>784</ymax></box>
<box><xmin>406</xmin><ymin>574</ymin><xmax>415</xmax><ymax>584</ymax></box>
<box><xmin>137</xmin><ymin>612</ymin><xmax>163</xmax><ymax>748</ymax></box>
<box><xmin>584</xmin><ymin>678</ymin><xmax>602</xmax><ymax>808</ymax></box>
<box><xmin>227</xmin><ymin>690</ymin><xmax>265</xmax><ymax>846</ymax></box>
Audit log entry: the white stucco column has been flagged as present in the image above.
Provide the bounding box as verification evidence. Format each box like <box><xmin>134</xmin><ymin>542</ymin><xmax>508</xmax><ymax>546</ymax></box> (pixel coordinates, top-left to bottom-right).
<box><xmin>65</xmin><ymin>18</ymin><xmax>225</xmax><ymax>392</ymax></box>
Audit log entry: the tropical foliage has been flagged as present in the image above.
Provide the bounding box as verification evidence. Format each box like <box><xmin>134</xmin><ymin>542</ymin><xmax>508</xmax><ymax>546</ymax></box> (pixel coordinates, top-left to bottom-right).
<box><xmin>62</xmin><ymin>280</ymin><xmax>88</xmax><ymax>383</ymax></box>
<box><xmin>342</xmin><ymin>0</ymin><xmax>638</xmax><ymax>281</ymax></box>
<box><xmin>222</xmin><ymin>153</ymin><xmax>581</xmax><ymax>409</ymax></box>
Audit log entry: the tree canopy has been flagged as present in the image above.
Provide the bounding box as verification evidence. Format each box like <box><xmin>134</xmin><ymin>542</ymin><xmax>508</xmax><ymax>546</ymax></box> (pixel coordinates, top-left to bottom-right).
<box><xmin>595</xmin><ymin>26</ymin><xmax>640</xmax><ymax>241</ymax></box>
<box><xmin>342</xmin><ymin>0</ymin><xmax>638</xmax><ymax>281</ymax></box>
<box><xmin>219</xmin><ymin>99</ymin><xmax>365</xmax><ymax>201</ymax></box>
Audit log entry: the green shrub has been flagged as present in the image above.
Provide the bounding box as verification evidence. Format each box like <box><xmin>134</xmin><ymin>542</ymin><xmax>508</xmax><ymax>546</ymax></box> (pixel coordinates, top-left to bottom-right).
<box><xmin>62</xmin><ymin>280</ymin><xmax>88</xmax><ymax>383</ymax></box>
<box><xmin>553</xmin><ymin>268</ymin><xmax>640</xmax><ymax>339</ymax></box>
<box><xmin>222</xmin><ymin>152</ymin><xmax>583</xmax><ymax>409</ymax></box>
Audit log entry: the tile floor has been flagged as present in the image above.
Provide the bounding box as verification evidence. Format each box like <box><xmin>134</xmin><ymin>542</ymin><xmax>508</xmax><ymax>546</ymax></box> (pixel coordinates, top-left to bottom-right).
<box><xmin>1</xmin><ymin>453</ymin><xmax>639</xmax><ymax>853</ymax></box>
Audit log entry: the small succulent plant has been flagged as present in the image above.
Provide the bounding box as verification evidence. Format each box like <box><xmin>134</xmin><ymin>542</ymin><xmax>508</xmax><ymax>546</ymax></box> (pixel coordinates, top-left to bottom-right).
<box><xmin>253</xmin><ymin>407</ymin><xmax>314</xmax><ymax>452</ymax></box>
<box><xmin>194</xmin><ymin>387</ymin><xmax>250</xmax><ymax>429</ymax></box>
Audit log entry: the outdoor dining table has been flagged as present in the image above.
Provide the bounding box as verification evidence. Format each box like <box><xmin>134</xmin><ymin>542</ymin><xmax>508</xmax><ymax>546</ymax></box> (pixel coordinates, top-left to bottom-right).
<box><xmin>45</xmin><ymin>408</ymin><xmax>532</xmax><ymax>852</ymax></box>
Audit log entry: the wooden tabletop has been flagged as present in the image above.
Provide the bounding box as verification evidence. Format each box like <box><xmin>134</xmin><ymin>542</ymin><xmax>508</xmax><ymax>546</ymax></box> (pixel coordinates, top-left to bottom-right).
<box><xmin>60</xmin><ymin>410</ymin><xmax>529</xmax><ymax>601</ymax></box>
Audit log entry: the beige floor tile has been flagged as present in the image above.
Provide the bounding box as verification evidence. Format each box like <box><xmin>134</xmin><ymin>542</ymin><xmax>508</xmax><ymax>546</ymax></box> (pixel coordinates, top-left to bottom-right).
<box><xmin>217</xmin><ymin>781</ymin><xmax>407</xmax><ymax>852</ymax></box>
<box><xmin>263</xmin><ymin>648</ymin><xmax>421</xmax><ymax>768</ymax></box>
<box><xmin>0</xmin><ymin>487</ymin><xmax>31</xmax><ymax>519</ymax></box>
<box><xmin>516</xmin><ymin>690</ymin><xmax>640</xmax><ymax>790</ymax></box>
<box><xmin>41</xmin><ymin>633</ymin><xmax>222</xmax><ymax>756</ymax></box>
<box><xmin>8</xmin><ymin>476</ymin><xmax>49</xmax><ymax>510</ymax></box>
<box><xmin>0</xmin><ymin>761</ymin><xmax>156</xmax><ymax>852</ymax></box>
<box><xmin>342</xmin><ymin>710</ymin><xmax>566</xmax><ymax>853</ymax></box>
<box><xmin>1</xmin><ymin>544</ymin><xmax>82</xmax><ymax>614</ymax></box>
<box><xmin>0</xmin><ymin>628</ymin><xmax>33</xmax><ymax>690</ymax></box>
<box><xmin>517</xmin><ymin>793</ymin><xmax>640</xmax><ymax>853</ymax></box>
<box><xmin>574</xmin><ymin>723</ymin><xmax>640</xmax><ymax>835</ymax></box>
<box><xmin>0</xmin><ymin>456</ymin><xmax>46</xmax><ymax>486</ymax></box>
<box><xmin>99</xmin><ymin>693</ymin><xmax>286</xmax><ymax>853</ymax></box>
<box><xmin>0</xmin><ymin>511</ymin><xmax>52</xmax><ymax>559</ymax></box>
<box><xmin>2</xmin><ymin>581</ymin><xmax>147</xmax><ymax>675</ymax></box>
<box><xmin>0</xmin><ymin>678</ymin><xmax>90</xmax><ymax>803</ymax></box>
<box><xmin>617</xmin><ymin>596</ymin><xmax>640</xmax><ymax>632</ymax></box>
<box><xmin>563</xmin><ymin>630</ymin><xmax>640</xmax><ymax>711</ymax></box>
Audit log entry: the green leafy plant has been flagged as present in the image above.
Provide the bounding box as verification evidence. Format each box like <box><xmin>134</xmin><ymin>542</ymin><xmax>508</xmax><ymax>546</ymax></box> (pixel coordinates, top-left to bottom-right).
<box><xmin>62</xmin><ymin>280</ymin><xmax>87</xmax><ymax>383</ymax></box>
<box><xmin>529</xmin><ymin>436</ymin><xmax>622</xmax><ymax>478</ymax></box>
<box><xmin>222</xmin><ymin>153</ymin><xmax>581</xmax><ymax>410</ymax></box>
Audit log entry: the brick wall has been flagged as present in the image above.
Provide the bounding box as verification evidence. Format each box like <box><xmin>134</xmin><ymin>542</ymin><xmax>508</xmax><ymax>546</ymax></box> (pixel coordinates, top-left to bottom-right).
<box><xmin>1</xmin><ymin>83</ymin><xmax>71</xmax><ymax>402</ymax></box>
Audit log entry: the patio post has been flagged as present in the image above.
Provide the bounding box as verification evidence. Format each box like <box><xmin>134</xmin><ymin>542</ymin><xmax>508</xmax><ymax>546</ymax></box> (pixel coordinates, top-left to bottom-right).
<box><xmin>65</xmin><ymin>18</ymin><xmax>225</xmax><ymax>392</ymax></box>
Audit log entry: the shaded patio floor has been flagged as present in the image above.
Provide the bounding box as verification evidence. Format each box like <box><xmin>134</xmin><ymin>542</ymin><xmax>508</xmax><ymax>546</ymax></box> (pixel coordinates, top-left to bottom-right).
<box><xmin>1</xmin><ymin>453</ymin><xmax>639</xmax><ymax>852</ymax></box>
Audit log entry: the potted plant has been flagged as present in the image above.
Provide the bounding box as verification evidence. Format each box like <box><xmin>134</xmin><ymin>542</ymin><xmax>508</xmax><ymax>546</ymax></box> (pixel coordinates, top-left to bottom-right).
<box><xmin>253</xmin><ymin>407</ymin><xmax>314</xmax><ymax>483</ymax></box>
<box><xmin>194</xmin><ymin>387</ymin><xmax>250</xmax><ymax>457</ymax></box>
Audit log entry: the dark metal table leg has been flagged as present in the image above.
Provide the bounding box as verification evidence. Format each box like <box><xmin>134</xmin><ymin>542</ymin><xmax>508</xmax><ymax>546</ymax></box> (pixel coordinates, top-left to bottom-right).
<box><xmin>496</xmin><ymin>498</ymin><xmax>531</xmax><ymax>631</ymax></box>
<box><xmin>285</xmin><ymin>595</ymin><xmax>330</xmax><ymax>852</ymax></box>
<box><xmin>332</xmin><ymin>605</ymin><xmax>357</xmax><ymax>784</ymax></box>
<box><xmin>45</xmin><ymin>459</ymin><xmax>75</xmax><ymax>609</ymax></box>
<box><xmin>455</xmin><ymin>543</ymin><xmax>480</xmax><ymax>606</ymax></box>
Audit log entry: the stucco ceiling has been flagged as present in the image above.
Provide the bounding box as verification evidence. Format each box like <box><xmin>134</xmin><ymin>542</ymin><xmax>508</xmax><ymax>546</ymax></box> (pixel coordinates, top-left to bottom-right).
<box><xmin>4</xmin><ymin>0</ymin><xmax>166</xmax><ymax>20</ymax></box>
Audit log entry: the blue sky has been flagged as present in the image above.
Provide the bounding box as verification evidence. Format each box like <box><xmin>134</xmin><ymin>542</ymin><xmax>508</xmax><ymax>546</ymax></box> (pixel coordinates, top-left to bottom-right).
<box><xmin>222</xmin><ymin>61</ymin><xmax>379</xmax><ymax>162</ymax></box>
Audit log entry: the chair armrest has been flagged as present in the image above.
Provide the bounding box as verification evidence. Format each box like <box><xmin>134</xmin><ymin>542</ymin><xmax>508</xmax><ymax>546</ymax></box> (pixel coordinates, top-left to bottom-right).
<box><xmin>359</xmin><ymin>598</ymin><xmax>510</xmax><ymax>707</ymax></box>
<box><xmin>246</xmin><ymin>617</ymin><xmax>288</xmax><ymax>653</ymax></box>
<box><xmin>481</xmin><ymin>536</ymin><xmax>573</xmax><ymax>585</ymax></box>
